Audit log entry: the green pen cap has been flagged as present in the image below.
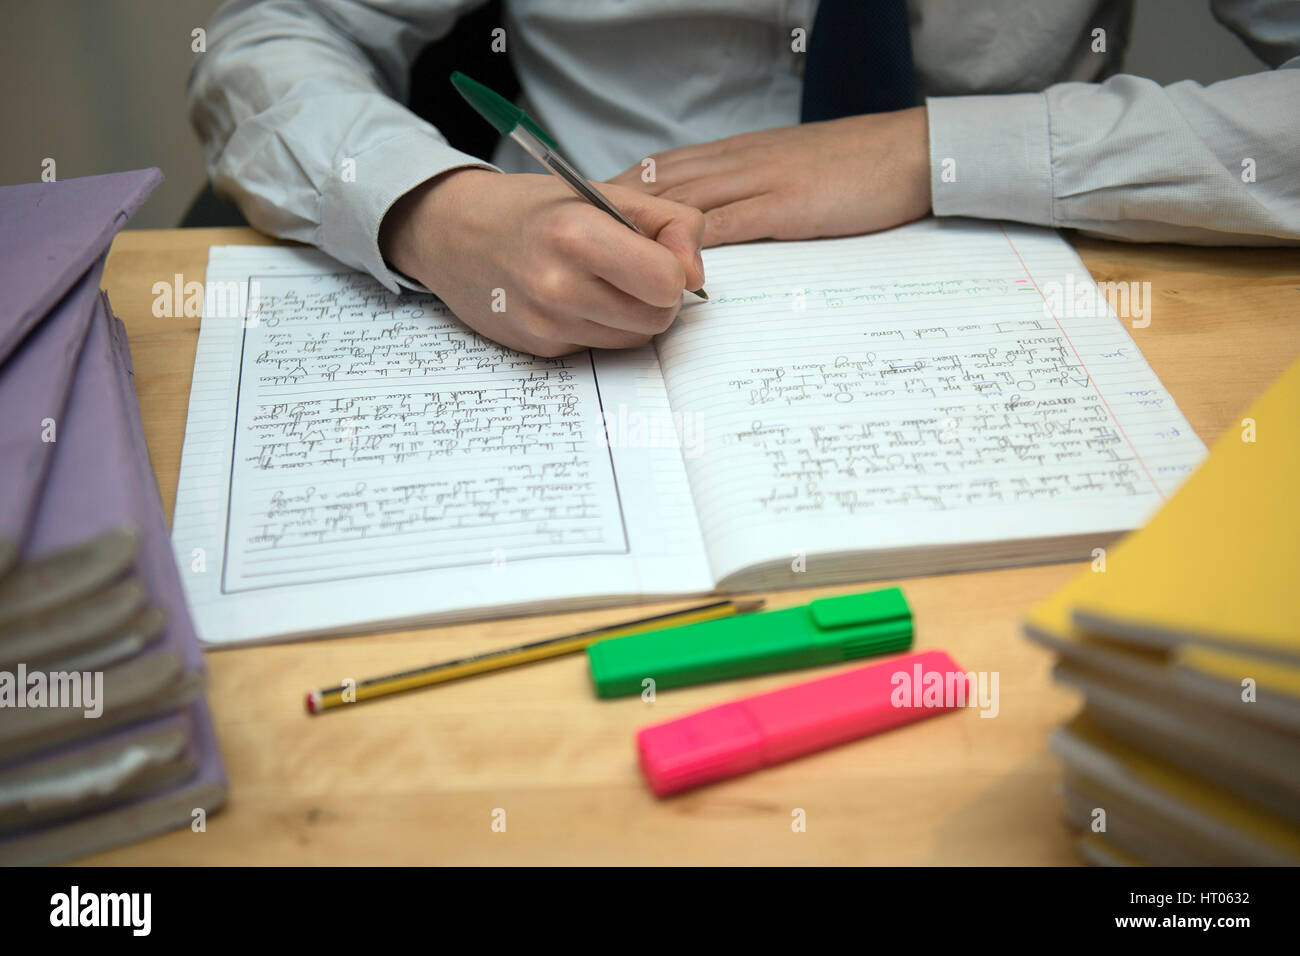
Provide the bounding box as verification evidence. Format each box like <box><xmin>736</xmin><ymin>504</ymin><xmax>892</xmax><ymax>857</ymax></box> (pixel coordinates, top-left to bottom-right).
<box><xmin>450</xmin><ymin>70</ymin><xmax>559</xmax><ymax>150</ymax></box>
<box><xmin>586</xmin><ymin>587</ymin><xmax>913</xmax><ymax>698</ymax></box>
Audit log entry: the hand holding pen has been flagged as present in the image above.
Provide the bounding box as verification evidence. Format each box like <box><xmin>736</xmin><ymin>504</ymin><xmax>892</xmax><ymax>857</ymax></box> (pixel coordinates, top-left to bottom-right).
<box><xmin>378</xmin><ymin>73</ymin><xmax>707</xmax><ymax>358</ymax></box>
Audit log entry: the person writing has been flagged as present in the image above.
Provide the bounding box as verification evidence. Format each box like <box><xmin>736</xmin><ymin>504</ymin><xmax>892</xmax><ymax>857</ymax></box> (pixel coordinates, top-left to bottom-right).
<box><xmin>189</xmin><ymin>0</ymin><xmax>1300</xmax><ymax>356</ymax></box>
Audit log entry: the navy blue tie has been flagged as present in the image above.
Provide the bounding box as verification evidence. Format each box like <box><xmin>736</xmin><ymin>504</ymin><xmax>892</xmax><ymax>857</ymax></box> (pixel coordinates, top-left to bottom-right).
<box><xmin>801</xmin><ymin>0</ymin><xmax>918</xmax><ymax>121</ymax></box>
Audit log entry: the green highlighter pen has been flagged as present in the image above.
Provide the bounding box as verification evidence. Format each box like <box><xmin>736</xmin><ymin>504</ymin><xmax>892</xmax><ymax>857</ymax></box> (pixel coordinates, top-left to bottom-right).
<box><xmin>449</xmin><ymin>71</ymin><xmax>708</xmax><ymax>300</ymax></box>
<box><xmin>586</xmin><ymin>587</ymin><xmax>914</xmax><ymax>698</ymax></box>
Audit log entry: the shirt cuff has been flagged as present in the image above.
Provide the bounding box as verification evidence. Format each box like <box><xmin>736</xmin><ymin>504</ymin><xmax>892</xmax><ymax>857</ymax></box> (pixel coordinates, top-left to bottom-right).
<box><xmin>925</xmin><ymin>93</ymin><xmax>1054</xmax><ymax>228</ymax></box>
<box><xmin>319</xmin><ymin>129</ymin><xmax>499</xmax><ymax>294</ymax></box>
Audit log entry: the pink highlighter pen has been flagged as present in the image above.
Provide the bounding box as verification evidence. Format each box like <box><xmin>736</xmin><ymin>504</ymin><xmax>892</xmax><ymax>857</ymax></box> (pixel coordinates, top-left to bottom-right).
<box><xmin>637</xmin><ymin>649</ymin><xmax>970</xmax><ymax>796</ymax></box>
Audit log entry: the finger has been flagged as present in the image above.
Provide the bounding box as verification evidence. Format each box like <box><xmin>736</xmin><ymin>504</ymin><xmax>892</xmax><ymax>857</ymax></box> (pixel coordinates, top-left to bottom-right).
<box><xmin>597</xmin><ymin>186</ymin><xmax>708</xmax><ymax>293</ymax></box>
<box><xmin>475</xmin><ymin>312</ymin><xmax>648</xmax><ymax>358</ymax></box>
<box><xmin>559</xmin><ymin>317</ymin><xmax>656</xmax><ymax>351</ymax></box>
<box><xmin>660</xmin><ymin>168</ymin><xmax>767</xmax><ymax>213</ymax></box>
<box><xmin>535</xmin><ymin>203</ymin><xmax>684</xmax><ymax>309</ymax></box>
<box><xmin>647</xmin><ymin>134</ymin><xmax>753</xmax><ymax>169</ymax></box>
<box><xmin>555</xmin><ymin>191</ymin><xmax>703</xmax><ymax>302</ymax></box>
<box><xmin>568</xmin><ymin>273</ymin><xmax>681</xmax><ymax>335</ymax></box>
<box><xmin>620</xmin><ymin>152</ymin><xmax>742</xmax><ymax>198</ymax></box>
<box><xmin>456</xmin><ymin>310</ymin><xmax>583</xmax><ymax>359</ymax></box>
<box><xmin>606</xmin><ymin>163</ymin><xmax>644</xmax><ymax>190</ymax></box>
<box><xmin>545</xmin><ymin>218</ymin><xmax>683</xmax><ymax>309</ymax></box>
<box><xmin>611</xmin><ymin>157</ymin><xmax>707</xmax><ymax>195</ymax></box>
<box><xmin>610</xmin><ymin>128</ymin><xmax>792</xmax><ymax>192</ymax></box>
<box><xmin>491</xmin><ymin>315</ymin><xmax>649</xmax><ymax>358</ymax></box>
<box><xmin>580</xmin><ymin>233</ymin><xmax>695</xmax><ymax>313</ymax></box>
<box><xmin>607</xmin><ymin>162</ymin><xmax>655</xmax><ymax>190</ymax></box>
<box><xmin>702</xmin><ymin>194</ymin><xmax>796</xmax><ymax>247</ymax></box>
<box><xmin>606</xmin><ymin>142</ymin><xmax>732</xmax><ymax>190</ymax></box>
<box><xmin>515</xmin><ymin>262</ymin><xmax>676</xmax><ymax>340</ymax></box>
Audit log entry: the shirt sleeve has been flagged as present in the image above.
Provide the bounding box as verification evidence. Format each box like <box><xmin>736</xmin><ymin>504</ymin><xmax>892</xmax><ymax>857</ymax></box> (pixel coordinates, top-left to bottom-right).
<box><xmin>926</xmin><ymin>0</ymin><xmax>1300</xmax><ymax>245</ymax></box>
<box><xmin>188</xmin><ymin>0</ymin><xmax>499</xmax><ymax>292</ymax></box>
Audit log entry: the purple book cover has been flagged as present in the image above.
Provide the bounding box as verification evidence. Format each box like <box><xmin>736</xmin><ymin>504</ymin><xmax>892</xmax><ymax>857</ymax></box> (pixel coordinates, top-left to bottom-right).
<box><xmin>0</xmin><ymin>298</ymin><xmax>227</xmax><ymax>864</ymax></box>
<box><xmin>23</xmin><ymin>294</ymin><xmax>207</xmax><ymax>676</ymax></box>
<box><xmin>0</xmin><ymin>168</ymin><xmax>161</xmax><ymax>365</ymax></box>
<box><xmin>0</xmin><ymin>258</ymin><xmax>104</xmax><ymax>574</ymax></box>
<box><xmin>0</xmin><ymin>169</ymin><xmax>161</xmax><ymax>573</ymax></box>
<box><xmin>0</xmin><ymin>167</ymin><xmax>223</xmax><ymax>862</ymax></box>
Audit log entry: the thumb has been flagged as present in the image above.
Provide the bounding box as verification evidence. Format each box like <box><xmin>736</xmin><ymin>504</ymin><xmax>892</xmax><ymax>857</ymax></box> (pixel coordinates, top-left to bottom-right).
<box><xmin>597</xmin><ymin>185</ymin><xmax>707</xmax><ymax>293</ymax></box>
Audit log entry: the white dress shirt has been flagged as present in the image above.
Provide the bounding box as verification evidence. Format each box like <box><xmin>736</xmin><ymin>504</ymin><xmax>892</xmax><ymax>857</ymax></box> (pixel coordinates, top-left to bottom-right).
<box><xmin>189</xmin><ymin>0</ymin><xmax>1300</xmax><ymax>295</ymax></box>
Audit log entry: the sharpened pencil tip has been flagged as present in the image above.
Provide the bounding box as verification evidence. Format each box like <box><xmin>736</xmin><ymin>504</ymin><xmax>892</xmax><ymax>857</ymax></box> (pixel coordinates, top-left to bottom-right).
<box><xmin>690</xmin><ymin>288</ymin><xmax>709</xmax><ymax>301</ymax></box>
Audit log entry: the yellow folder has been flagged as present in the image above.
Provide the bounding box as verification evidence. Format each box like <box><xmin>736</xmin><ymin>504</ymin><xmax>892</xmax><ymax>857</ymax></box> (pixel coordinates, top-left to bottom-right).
<box><xmin>1026</xmin><ymin>355</ymin><xmax>1300</xmax><ymax>665</ymax></box>
<box><xmin>1052</xmin><ymin>713</ymin><xmax>1300</xmax><ymax>864</ymax></box>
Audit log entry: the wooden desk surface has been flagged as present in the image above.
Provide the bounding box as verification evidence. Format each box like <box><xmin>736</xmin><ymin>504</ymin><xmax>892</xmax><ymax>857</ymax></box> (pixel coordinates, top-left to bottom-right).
<box><xmin>86</xmin><ymin>228</ymin><xmax>1300</xmax><ymax>865</ymax></box>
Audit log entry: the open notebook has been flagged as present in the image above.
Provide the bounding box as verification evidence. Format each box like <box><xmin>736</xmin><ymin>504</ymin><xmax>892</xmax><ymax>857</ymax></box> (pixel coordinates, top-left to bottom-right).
<box><xmin>173</xmin><ymin>220</ymin><xmax>1206</xmax><ymax>645</ymax></box>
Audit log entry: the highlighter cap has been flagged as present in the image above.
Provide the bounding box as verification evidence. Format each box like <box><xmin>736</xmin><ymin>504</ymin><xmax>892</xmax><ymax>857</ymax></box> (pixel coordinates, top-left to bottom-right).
<box><xmin>449</xmin><ymin>71</ymin><xmax>559</xmax><ymax>149</ymax></box>
<box><xmin>638</xmin><ymin>702</ymin><xmax>763</xmax><ymax>796</ymax></box>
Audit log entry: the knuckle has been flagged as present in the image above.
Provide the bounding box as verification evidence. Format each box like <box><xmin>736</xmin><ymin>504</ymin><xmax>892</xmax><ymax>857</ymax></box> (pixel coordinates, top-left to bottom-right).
<box><xmin>660</xmin><ymin>185</ymin><xmax>694</xmax><ymax>207</ymax></box>
<box><xmin>521</xmin><ymin>317</ymin><xmax>576</xmax><ymax>357</ymax></box>
<box><xmin>531</xmin><ymin>266</ymin><xmax>575</xmax><ymax>304</ymax></box>
<box><xmin>519</xmin><ymin>308</ymin><xmax>557</xmax><ymax>339</ymax></box>
<box><xmin>705</xmin><ymin>206</ymin><xmax>730</xmax><ymax>240</ymax></box>
<box><xmin>717</xmin><ymin>133</ymin><xmax>750</xmax><ymax>156</ymax></box>
<box><xmin>648</xmin><ymin>305</ymin><xmax>679</xmax><ymax>334</ymax></box>
<box><xmin>540</xmin><ymin>209</ymin><xmax>587</xmax><ymax>252</ymax></box>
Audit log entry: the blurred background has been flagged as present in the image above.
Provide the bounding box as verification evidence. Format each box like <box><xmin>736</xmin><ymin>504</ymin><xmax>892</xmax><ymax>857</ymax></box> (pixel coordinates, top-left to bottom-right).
<box><xmin>2</xmin><ymin>0</ymin><xmax>1269</xmax><ymax>228</ymax></box>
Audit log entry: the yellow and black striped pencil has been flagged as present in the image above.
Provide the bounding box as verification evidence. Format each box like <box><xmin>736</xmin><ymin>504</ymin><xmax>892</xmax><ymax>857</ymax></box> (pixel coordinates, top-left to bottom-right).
<box><xmin>305</xmin><ymin>598</ymin><xmax>764</xmax><ymax>714</ymax></box>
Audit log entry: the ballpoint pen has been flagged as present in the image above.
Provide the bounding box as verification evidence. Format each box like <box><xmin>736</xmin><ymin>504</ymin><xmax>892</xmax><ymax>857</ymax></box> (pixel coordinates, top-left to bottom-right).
<box><xmin>450</xmin><ymin>70</ymin><xmax>708</xmax><ymax>300</ymax></box>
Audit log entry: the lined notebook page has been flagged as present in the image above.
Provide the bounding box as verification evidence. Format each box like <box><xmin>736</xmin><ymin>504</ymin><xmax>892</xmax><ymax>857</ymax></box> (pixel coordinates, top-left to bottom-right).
<box><xmin>223</xmin><ymin>270</ymin><xmax>630</xmax><ymax>588</ymax></box>
<box><xmin>172</xmin><ymin>247</ymin><xmax>710</xmax><ymax>645</ymax></box>
<box><xmin>659</xmin><ymin>220</ymin><xmax>1207</xmax><ymax>584</ymax></box>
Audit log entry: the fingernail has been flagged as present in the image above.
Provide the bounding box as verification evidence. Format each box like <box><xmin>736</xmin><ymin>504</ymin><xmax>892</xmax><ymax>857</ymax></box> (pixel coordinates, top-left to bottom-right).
<box><xmin>693</xmin><ymin>249</ymin><xmax>705</xmax><ymax>278</ymax></box>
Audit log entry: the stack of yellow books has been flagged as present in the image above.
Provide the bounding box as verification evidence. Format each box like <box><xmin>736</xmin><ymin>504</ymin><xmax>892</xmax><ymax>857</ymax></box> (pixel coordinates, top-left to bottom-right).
<box><xmin>1024</xmin><ymin>356</ymin><xmax>1300</xmax><ymax>865</ymax></box>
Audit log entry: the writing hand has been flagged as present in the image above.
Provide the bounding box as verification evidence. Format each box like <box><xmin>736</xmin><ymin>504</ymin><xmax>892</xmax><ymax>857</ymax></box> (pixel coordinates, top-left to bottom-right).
<box><xmin>380</xmin><ymin>170</ymin><xmax>706</xmax><ymax>357</ymax></box>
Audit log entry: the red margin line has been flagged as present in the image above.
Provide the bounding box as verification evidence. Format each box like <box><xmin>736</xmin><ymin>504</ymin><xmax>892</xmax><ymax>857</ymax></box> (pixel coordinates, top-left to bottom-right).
<box><xmin>999</xmin><ymin>225</ymin><xmax>1165</xmax><ymax>502</ymax></box>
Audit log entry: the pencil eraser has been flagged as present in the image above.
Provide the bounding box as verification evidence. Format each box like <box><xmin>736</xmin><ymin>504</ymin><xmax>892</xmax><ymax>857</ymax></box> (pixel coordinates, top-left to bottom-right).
<box><xmin>636</xmin><ymin>649</ymin><xmax>969</xmax><ymax>796</ymax></box>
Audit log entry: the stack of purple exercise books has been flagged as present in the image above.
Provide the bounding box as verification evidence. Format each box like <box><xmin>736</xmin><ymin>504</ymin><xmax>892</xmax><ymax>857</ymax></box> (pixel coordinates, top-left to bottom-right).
<box><xmin>0</xmin><ymin>169</ymin><xmax>226</xmax><ymax>864</ymax></box>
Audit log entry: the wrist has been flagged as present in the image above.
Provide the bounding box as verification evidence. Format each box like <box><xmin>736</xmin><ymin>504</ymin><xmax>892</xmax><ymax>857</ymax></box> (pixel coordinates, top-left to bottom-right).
<box><xmin>842</xmin><ymin>106</ymin><xmax>931</xmax><ymax>220</ymax></box>
<box><xmin>379</xmin><ymin>167</ymin><xmax>498</xmax><ymax>281</ymax></box>
<box><xmin>882</xmin><ymin>105</ymin><xmax>932</xmax><ymax>217</ymax></box>
<box><xmin>912</xmin><ymin>105</ymin><xmax>933</xmax><ymax>215</ymax></box>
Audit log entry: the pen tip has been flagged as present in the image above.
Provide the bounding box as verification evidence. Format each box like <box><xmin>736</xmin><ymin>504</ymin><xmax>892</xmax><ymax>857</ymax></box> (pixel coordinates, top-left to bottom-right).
<box><xmin>691</xmin><ymin>288</ymin><xmax>709</xmax><ymax>301</ymax></box>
